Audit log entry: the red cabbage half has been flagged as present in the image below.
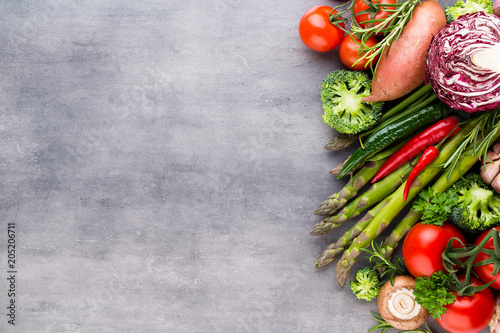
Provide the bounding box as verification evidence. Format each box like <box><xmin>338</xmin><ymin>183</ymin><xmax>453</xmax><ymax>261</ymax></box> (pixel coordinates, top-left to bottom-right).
<box><xmin>425</xmin><ymin>12</ymin><xmax>500</xmax><ymax>113</ymax></box>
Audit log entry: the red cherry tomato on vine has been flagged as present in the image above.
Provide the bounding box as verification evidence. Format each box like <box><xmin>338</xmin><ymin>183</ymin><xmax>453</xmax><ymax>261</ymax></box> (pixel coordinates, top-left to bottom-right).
<box><xmin>402</xmin><ymin>222</ymin><xmax>466</xmax><ymax>278</ymax></box>
<box><xmin>436</xmin><ymin>275</ymin><xmax>495</xmax><ymax>333</ymax></box>
<box><xmin>338</xmin><ymin>34</ymin><xmax>378</xmax><ymax>71</ymax></box>
<box><xmin>473</xmin><ymin>226</ymin><xmax>500</xmax><ymax>289</ymax></box>
<box><xmin>353</xmin><ymin>0</ymin><xmax>397</xmax><ymax>33</ymax></box>
<box><xmin>298</xmin><ymin>6</ymin><xmax>345</xmax><ymax>52</ymax></box>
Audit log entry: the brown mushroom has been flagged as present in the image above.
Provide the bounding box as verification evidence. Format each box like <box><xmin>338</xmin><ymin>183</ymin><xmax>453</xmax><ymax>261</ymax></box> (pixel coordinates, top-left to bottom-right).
<box><xmin>377</xmin><ymin>275</ymin><xmax>429</xmax><ymax>330</ymax></box>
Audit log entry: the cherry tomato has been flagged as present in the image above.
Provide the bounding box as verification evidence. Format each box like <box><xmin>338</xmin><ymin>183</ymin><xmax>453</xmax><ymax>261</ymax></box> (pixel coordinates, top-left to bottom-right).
<box><xmin>353</xmin><ymin>0</ymin><xmax>397</xmax><ymax>32</ymax></box>
<box><xmin>298</xmin><ymin>6</ymin><xmax>345</xmax><ymax>52</ymax></box>
<box><xmin>473</xmin><ymin>226</ymin><xmax>500</xmax><ymax>289</ymax></box>
<box><xmin>436</xmin><ymin>275</ymin><xmax>495</xmax><ymax>333</ymax></box>
<box><xmin>338</xmin><ymin>34</ymin><xmax>378</xmax><ymax>71</ymax></box>
<box><xmin>402</xmin><ymin>222</ymin><xmax>466</xmax><ymax>278</ymax></box>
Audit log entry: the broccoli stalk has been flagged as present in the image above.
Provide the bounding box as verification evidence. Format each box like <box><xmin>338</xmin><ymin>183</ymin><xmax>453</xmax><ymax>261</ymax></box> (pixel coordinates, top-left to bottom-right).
<box><xmin>350</xmin><ymin>267</ymin><xmax>381</xmax><ymax>301</ymax></box>
<box><xmin>447</xmin><ymin>173</ymin><xmax>500</xmax><ymax>233</ymax></box>
<box><xmin>321</xmin><ymin>70</ymin><xmax>383</xmax><ymax>135</ymax></box>
<box><xmin>445</xmin><ymin>0</ymin><xmax>493</xmax><ymax>23</ymax></box>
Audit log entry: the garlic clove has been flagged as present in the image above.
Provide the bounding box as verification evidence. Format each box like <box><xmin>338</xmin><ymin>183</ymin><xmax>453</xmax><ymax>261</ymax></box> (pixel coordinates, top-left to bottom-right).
<box><xmin>481</xmin><ymin>158</ymin><xmax>500</xmax><ymax>184</ymax></box>
<box><xmin>492</xmin><ymin>142</ymin><xmax>500</xmax><ymax>156</ymax></box>
<box><xmin>486</xmin><ymin>150</ymin><xmax>500</xmax><ymax>163</ymax></box>
<box><xmin>494</xmin><ymin>0</ymin><xmax>500</xmax><ymax>17</ymax></box>
<box><xmin>480</xmin><ymin>161</ymin><xmax>500</xmax><ymax>185</ymax></box>
<box><xmin>492</xmin><ymin>173</ymin><xmax>500</xmax><ymax>193</ymax></box>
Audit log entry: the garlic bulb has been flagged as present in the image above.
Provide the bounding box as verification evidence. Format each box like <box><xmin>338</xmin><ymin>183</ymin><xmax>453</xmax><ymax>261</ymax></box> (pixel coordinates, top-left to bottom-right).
<box><xmin>480</xmin><ymin>142</ymin><xmax>500</xmax><ymax>193</ymax></box>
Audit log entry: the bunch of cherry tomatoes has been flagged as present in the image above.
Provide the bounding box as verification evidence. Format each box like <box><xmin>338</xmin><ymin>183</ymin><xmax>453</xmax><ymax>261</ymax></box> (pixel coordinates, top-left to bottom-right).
<box><xmin>298</xmin><ymin>1</ymin><xmax>394</xmax><ymax>70</ymax></box>
<box><xmin>402</xmin><ymin>222</ymin><xmax>500</xmax><ymax>333</ymax></box>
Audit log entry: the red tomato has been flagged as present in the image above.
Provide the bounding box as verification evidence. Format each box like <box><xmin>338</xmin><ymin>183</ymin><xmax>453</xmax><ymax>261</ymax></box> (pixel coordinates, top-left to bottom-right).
<box><xmin>298</xmin><ymin>6</ymin><xmax>345</xmax><ymax>52</ymax></box>
<box><xmin>436</xmin><ymin>275</ymin><xmax>495</xmax><ymax>333</ymax></box>
<box><xmin>402</xmin><ymin>222</ymin><xmax>466</xmax><ymax>278</ymax></box>
<box><xmin>338</xmin><ymin>34</ymin><xmax>378</xmax><ymax>71</ymax></box>
<box><xmin>353</xmin><ymin>0</ymin><xmax>397</xmax><ymax>32</ymax></box>
<box><xmin>473</xmin><ymin>226</ymin><xmax>500</xmax><ymax>289</ymax></box>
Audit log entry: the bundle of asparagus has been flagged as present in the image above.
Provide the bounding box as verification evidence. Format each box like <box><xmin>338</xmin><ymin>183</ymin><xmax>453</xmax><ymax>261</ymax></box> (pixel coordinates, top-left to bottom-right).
<box><xmin>311</xmin><ymin>100</ymin><xmax>500</xmax><ymax>287</ymax></box>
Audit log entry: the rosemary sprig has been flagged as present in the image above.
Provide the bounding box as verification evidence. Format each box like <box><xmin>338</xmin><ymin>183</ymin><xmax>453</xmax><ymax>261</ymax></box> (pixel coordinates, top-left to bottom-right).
<box><xmin>369</xmin><ymin>312</ymin><xmax>434</xmax><ymax>332</ymax></box>
<box><xmin>443</xmin><ymin>110</ymin><xmax>500</xmax><ymax>180</ymax></box>
<box><xmin>362</xmin><ymin>241</ymin><xmax>407</xmax><ymax>283</ymax></box>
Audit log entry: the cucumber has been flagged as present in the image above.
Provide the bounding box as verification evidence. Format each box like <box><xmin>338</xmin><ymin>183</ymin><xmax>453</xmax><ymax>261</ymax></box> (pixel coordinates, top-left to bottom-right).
<box><xmin>337</xmin><ymin>102</ymin><xmax>449</xmax><ymax>179</ymax></box>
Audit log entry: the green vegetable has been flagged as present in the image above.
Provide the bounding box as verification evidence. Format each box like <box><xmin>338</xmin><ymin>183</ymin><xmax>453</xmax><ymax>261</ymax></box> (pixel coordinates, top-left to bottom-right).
<box><xmin>337</xmin><ymin>102</ymin><xmax>449</xmax><ymax>179</ymax></box>
<box><xmin>446</xmin><ymin>173</ymin><xmax>500</xmax><ymax>233</ymax></box>
<box><xmin>445</xmin><ymin>0</ymin><xmax>493</xmax><ymax>23</ymax></box>
<box><xmin>321</xmin><ymin>70</ymin><xmax>383</xmax><ymax>135</ymax></box>
<box><xmin>314</xmin><ymin>201</ymin><xmax>383</xmax><ymax>267</ymax></box>
<box><xmin>311</xmin><ymin>159</ymin><xmax>413</xmax><ymax>235</ymax></box>
<box><xmin>350</xmin><ymin>267</ymin><xmax>381</xmax><ymax>301</ymax></box>
<box><xmin>314</xmin><ymin>159</ymin><xmax>386</xmax><ymax>217</ymax></box>
<box><xmin>412</xmin><ymin>188</ymin><xmax>459</xmax><ymax>226</ymax></box>
<box><xmin>413</xmin><ymin>271</ymin><xmax>456</xmax><ymax>319</ymax></box>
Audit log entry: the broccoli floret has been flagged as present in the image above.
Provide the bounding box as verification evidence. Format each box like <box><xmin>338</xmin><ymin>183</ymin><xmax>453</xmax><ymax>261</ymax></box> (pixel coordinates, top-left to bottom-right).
<box><xmin>350</xmin><ymin>267</ymin><xmax>380</xmax><ymax>301</ymax></box>
<box><xmin>446</xmin><ymin>173</ymin><xmax>500</xmax><ymax>233</ymax></box>
<box><xmin>321</xmin><ymin>70</ymin><xmax>383</xmax><ymax>135</ymax></box>
<box><xmin>445</xmin><ymin>0</ymin><xmax>493</xmax><ymax>23</ymax></box>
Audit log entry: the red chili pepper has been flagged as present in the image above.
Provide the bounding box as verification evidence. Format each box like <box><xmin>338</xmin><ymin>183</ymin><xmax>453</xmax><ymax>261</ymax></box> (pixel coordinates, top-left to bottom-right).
<box><xmin>371</xmin><ymin>116</ymin><xmax>460</xmax><ymax>184</ymax></box>
<box><xmin>403</xmin><ymin>146</ymin><xmax>439</xmax><ymax>201</ymax></box>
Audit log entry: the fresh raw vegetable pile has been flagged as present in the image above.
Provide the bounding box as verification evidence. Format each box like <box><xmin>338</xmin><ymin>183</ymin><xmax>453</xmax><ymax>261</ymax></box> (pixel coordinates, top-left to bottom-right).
<box><xmin>299</xmin><ymin>0</ymin><xmax>500</xmax><ymax>332</ymax></box>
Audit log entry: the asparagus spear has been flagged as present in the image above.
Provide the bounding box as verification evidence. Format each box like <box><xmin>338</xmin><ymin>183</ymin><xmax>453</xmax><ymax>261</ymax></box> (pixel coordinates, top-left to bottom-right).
<box><xmin>310</xmin><ymin>160</ymin><xmax>412</xmax><ymax>235</ymax></box>
<box><xmin>335</xmin><ymin>123</ymin><xmax>476</xmax><ymax>287</ymax></box>
<box><xmin>325</xmin><ymin>135</ymin><xmax>358</xmax><ymax>151</ymax></box>
<box><xmin>329</xmin><ymin>155</ymin><xmax>352</xmax><ymax>176</ymax></box>
<box><xmin>314</xmin><ymin>159</ymin><xmax>384</xmax><ymax>216</ymax></box>
<box><xmin>314</xmin><ymin>201</ymin><xmax>384</xmax><ymax>267</ymax></box>
<box><xmin>315</xmin><ymin>143</ymin><xmax>406</xmax><ymax>217</ymax></box>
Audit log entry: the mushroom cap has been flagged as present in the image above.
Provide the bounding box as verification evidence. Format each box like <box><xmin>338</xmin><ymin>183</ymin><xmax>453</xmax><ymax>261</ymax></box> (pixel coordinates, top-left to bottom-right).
<box><xmin>377</xmin><ymin>275</ymin><xmax>429</xmax><ymax>330</ymax></box>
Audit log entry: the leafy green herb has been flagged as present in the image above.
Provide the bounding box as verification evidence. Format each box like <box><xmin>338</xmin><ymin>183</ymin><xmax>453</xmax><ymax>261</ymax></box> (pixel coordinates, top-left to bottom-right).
<box><xmin>369</xmin><ymin>312</ymin><xmax>434</xmax><ymax>332</ymax></box>
<box><xmin>362</xmin><ymin>241</ymin><xmax>406</xmax><ymax>284</ymax></box>
<box><xmin>414</xmin><ymin>271</ymin><xmax>456</xmax><ymax>319</ymax></box>
<box><xmin>412</xmin><ymin>188</ymin><xmax>458</xmax><ymax>226</ymax></box>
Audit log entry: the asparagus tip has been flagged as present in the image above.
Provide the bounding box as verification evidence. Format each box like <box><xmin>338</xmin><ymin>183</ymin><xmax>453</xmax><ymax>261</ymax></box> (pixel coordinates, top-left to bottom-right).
<box><xmin>335</xmin><ymin>259</ymin><xmax>352</xmax><ymax>287</ymax></box>
<box><xmin>309</xmin><ymin>220</ymin><xmax>339</xmax><ymax>236</ymax></box>
<box><xmin>314</xmin><ymin>248</ymin><xmax>344</xmax><ymax>268</ymax></box>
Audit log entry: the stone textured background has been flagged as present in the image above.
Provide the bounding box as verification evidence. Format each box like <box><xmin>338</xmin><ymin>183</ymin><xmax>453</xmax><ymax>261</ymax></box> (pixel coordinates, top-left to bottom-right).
<box><xmin>1</xmin><ymin>0</ymin><xmax>482</xmax><ymax>332</ymax></box>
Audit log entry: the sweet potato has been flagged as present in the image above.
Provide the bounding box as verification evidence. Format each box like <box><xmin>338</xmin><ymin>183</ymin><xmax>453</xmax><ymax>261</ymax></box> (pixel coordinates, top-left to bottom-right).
<box><xmin>363</xmin><ymin>0</ymin><xmax>447</xmax><ymax>102</ymax></box>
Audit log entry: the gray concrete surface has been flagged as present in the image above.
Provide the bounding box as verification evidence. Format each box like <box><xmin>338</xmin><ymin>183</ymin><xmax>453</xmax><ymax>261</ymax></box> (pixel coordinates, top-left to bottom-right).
<box><xmin>1</xmin><ymin>0</ymin><xmax>482</xmax><ymax>332</ymax></box>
